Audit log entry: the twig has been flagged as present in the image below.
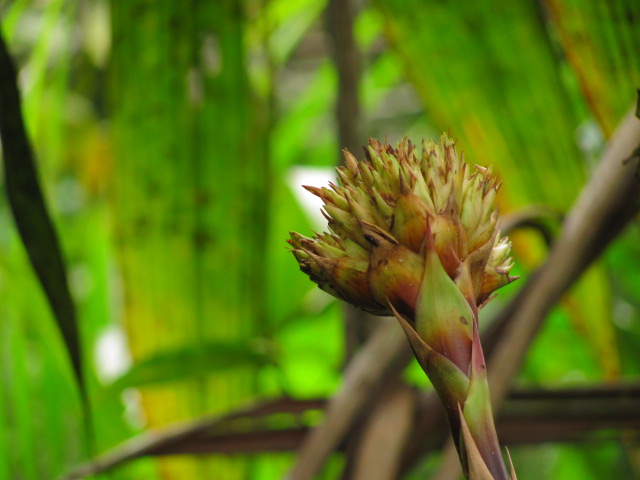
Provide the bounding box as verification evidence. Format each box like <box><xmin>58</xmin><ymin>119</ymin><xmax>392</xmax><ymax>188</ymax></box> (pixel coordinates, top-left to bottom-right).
<box><xmin>498</xmin><ymin>205</ymin><xmax>562</xmax><ymax>247</ymax></box>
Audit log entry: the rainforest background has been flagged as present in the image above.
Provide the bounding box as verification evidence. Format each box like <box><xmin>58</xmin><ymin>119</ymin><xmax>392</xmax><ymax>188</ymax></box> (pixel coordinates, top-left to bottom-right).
<box><xmin>0</xmin><ymin>0</ymin><xmax>639</xmax><ymax>479</ymax></box>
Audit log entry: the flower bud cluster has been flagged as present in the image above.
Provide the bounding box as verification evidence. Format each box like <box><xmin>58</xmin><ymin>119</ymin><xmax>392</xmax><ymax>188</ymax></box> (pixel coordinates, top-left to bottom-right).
<box><xmin>289</xmin><ymin>134</ymin><xmax>516</xmax><ymax>317</ymax></box>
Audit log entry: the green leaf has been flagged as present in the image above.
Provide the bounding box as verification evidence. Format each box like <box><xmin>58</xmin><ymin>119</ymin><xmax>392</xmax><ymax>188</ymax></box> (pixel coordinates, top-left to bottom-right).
<box><xmin>107</xmin><ymin>341</ymin><xmax>273</xmax><ymax>393</ymax></box>
<box><xmin>546</xmin><ymin>0</ymin><xmax>640</xmax><ymax>135</ymax></box>
<box><xmin>0</xmin><ymin>25</ymin><xmax>83</xmax><ymax>390</ymax></box>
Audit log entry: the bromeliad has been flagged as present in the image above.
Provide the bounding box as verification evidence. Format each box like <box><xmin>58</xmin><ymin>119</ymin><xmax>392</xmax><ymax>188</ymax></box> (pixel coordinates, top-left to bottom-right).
<box><xmin>289</xmin><ymin>134</ymin><xmax>517</xmax><ymax>479</ymax></box>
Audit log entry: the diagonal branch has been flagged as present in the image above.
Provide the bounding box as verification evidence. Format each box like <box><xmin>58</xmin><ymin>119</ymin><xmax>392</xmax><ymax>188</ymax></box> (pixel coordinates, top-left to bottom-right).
<box><xmin>347</xmin><ymin>381</ymin><xmax>416</xmax><ymax>480</ymax></box>
<box><xmin>488</xmin><ymin>107</ymin><xmax>640</xmax><ymax>408</ymax></box>
<box><xmin>284</xmin><ymin>320</ymin><xmax>411</xmax><ymax>480</ymax></box>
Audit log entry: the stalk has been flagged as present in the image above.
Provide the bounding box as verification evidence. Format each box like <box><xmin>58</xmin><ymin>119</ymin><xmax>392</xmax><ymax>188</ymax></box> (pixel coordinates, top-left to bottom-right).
<box><xmin>391</xmin><ymin>222</ymin><xmax>510</xmax><ymax>479</ymax></box>
<box><xmin>289</xmin><ymin>135</ymin><xmax>518</xmax><ymax>479</ymax></box>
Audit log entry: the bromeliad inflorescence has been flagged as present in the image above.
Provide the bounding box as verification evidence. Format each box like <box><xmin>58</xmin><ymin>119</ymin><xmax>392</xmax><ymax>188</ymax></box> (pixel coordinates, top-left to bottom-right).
<box><xmin>288</xmin><ymin>134</ymin><xmax>517</xmax><ymax>479</ymax></box>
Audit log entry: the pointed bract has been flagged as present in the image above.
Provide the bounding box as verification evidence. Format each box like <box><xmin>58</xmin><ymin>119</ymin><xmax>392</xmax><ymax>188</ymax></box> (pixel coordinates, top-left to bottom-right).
<box><xmin>458</xmin><ymin>405</ymin><xmax>497</xmax><ymax>480</ymax></box>
<box><xmin>416</xmin><ymin>224</ymin><xmax>474</xmax><ymax>374</ymax></box>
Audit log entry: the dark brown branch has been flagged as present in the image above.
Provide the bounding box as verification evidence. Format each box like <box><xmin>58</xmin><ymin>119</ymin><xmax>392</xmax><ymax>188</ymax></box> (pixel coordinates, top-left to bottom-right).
<box><xmin>499</xmin><ymin>383</ymin><xmax>640</xmax><ymax>445</ymax></box>
<box><xmin>61</xmin><ymin>383</ymin><xmax>640</xmax><ymax>478</ymax></box>
<box><xmin>61</xmin><ymin>397</ymin><xmax>324</xmax><ymax>479</ymax></box>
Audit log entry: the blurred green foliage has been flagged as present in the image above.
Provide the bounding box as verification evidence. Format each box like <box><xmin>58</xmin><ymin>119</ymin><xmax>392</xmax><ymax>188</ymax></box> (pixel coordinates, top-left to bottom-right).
<box><xmin>0</xmin><ymin>0</ymin><xmax>639</xmax><ymax>479</ymax></box>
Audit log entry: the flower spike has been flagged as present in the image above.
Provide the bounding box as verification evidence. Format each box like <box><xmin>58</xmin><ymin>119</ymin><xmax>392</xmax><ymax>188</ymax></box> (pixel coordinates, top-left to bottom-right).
<box><xmin>288</xmin><ymin>134</ymin><xmax>517</xmax><ymax>479</ymax></box>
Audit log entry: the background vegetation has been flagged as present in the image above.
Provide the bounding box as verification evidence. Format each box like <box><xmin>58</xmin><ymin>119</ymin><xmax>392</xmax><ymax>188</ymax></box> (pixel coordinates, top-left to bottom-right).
<box><xmin>0</xmin><ymin>0</ymin><xmax>639</xmax><ymax>479</ymax></box>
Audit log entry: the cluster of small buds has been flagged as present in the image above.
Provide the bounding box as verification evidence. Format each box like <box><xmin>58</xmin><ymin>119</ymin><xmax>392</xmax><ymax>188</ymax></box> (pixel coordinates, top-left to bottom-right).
<box><xmin>289</xmin><ymin>134</ymin><xmax>516</xmax><ymax>319</ymax></box>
